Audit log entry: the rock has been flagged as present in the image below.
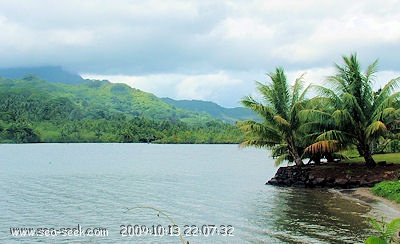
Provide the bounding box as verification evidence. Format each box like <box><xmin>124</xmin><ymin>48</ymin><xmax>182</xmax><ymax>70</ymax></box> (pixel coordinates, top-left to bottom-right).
<box><xmin>347</xmin><ymin>179</ymin><xmax>361</xmax><ymax>188</ymax></box>
<box><xmin>334</xmin><ymin>178</ymin><xmax>348</xmax><ymax>187</ymax></box>
<box><xmin>312</xmin><ymin>177</ymin><xmax>326</xmax><ymax>186</ymax></box>
<box><xmin>268</xmin><ymin>178</ymin><xmax>278</xmax><ymax>185</ymax></box>
<box><xmin>292</xmin><ymin>181</ymin><xmax>306</xmax><ymax>187</ymax></box>
<box><xmin>266</xmin><ymin>163</ymin><xmax>400</xmax><ymax>189</ymax></box>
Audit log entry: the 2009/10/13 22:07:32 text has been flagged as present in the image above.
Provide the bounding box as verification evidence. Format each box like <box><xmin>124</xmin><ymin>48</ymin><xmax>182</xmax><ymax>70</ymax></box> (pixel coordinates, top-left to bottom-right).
<box><xmin>120</xmin><ymin>224</ymin><xmax>234</xmax><ymax>237</ymax></box>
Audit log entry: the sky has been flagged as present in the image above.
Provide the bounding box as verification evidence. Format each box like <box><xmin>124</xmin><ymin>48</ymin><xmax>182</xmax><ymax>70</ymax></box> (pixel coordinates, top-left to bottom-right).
<box><xmin>0</xmin><ymin>0</ymin><xmax>399</xmax><ymax>107</ymax></box>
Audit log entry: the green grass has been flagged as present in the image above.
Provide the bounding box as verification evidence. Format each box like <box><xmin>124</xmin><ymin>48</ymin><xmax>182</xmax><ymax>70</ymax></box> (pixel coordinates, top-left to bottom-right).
<box><xmin>371</xmin><ymin>180</ymin><xmax>400</xmax><ymax>203</ymax></box>
<box><xmin>343</xmin><ymin>153</ymin><xmax>400</xmax><ymax>164</ymax></box>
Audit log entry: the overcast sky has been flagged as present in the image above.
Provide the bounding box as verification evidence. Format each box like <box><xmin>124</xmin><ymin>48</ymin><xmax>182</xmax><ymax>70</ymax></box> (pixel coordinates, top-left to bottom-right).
<box><xmin>0</xmin><ymin>0</ymin><xmax>399</xmax><ymax>107</ymax></box>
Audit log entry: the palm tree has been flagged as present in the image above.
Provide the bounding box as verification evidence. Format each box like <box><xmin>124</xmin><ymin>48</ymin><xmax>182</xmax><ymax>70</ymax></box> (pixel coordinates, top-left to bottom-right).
<box><xmin>237</xmin><ymin>67</ymin><xmax>310</xmax><ymax>166</ymax></box>
<box><xmin>304</xmin><ymin>54</ymin><xmax>400</xmax><ymax>167</ymax></box>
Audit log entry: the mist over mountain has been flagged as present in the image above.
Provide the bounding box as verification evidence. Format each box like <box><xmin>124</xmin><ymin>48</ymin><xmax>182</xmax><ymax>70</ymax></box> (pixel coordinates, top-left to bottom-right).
<box><xmin>0</xmin><ymin>66</ymin><xmax>86</xmax><ymax>85</ymax></box>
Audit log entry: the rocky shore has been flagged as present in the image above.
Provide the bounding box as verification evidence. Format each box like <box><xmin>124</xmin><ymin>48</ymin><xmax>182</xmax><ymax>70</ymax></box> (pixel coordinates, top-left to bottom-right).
<box><xmin>267</xmin><ymin>162</ymin><xmax>400</xmax><ymax>188</ymax></box>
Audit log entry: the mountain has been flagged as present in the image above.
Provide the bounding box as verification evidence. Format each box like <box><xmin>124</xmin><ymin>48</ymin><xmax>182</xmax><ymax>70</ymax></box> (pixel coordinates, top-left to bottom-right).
<box><xmin>161</xmin><ymin>98</ymin><xmax>258</xmax><ymax>124</ymax></box>
<box><xmin>0</xmin><ymin>77</ymin><xmax>213</xmax><ymax>123</ymax></box>
<box><xmin>0</xmin><ymin>65</ymin><xmax>257</xmax><ymax>123</ymax></box>
<box><xmin>0</xmin><ymin>66</ymin><xmax>86</xmax><ymax>84</ymax></box>
<box><xmin>0</xmin><ymin>77</ymin><xmax>244</xmax><ymax>143</ymax></box>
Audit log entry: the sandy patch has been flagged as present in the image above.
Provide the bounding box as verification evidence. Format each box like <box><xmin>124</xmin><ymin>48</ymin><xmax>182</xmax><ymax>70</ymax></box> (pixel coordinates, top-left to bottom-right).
<box><xmin>336</xmin><ymin>187</ymin><xmax>400</xmax><ymax>222</ymax></box>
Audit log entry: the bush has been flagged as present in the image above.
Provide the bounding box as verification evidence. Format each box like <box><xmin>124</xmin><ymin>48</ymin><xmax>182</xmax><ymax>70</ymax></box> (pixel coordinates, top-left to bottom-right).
<box><xmin>371</xmin><ymin>181</ymin><xmax>400</xmax><ymax>203</ymax></box>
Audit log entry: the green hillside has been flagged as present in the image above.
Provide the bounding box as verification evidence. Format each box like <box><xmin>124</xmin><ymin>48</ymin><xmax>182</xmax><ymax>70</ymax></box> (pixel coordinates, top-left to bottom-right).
<box><xmin>162</xmin><ymin>98</ymin><xmax>258</xmax><ymax>124</ymax></box>
<box><xmin>0</xmin><ymin>76</ymin><xmax>212</xmax><ymax>122</ymax></box>
<box><xmin>0</xmin><ymin>77</ymin><xmax>244</xmax><ymax>143</ymax></box>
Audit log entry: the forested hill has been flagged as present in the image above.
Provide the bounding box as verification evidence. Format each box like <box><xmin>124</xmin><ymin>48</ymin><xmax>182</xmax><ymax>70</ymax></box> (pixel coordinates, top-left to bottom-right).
<box><xmin>0</xmin><ymin>76</ymin><xmax>244</xmax><ymax>143</ymax></box>
<box><xmin>162</xmin><ymin>98</ymin><xmax>258</xmax><ymax>124</ymax></box>
<box><xmin>0</xmin><ymin>76</ymin><xmax>211</xmax><ymax>122</ymax></box>
<box><xmin>0</xmin><ymin>66</ymin><xmax>258</xmax><ymax>123</ymax></box>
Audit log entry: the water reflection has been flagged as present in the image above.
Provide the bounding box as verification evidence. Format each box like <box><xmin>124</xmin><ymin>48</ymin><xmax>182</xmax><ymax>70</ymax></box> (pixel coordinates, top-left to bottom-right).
<box><xmin>248</xmin><ymin>186</ymin><xmax>371</xmax><ymax>243</ymax></box>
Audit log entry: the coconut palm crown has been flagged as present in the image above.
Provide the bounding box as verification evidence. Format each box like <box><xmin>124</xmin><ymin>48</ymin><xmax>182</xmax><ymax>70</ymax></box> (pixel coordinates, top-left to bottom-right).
<box><xmin>237</xmin><ymin>67</ymin><xmax>310</xmax><ymax>166</ymax></box>
<box><xmin>304</xmin><ymin>54</ymin><xmax>400</xmax><ymax>167</ymax></box>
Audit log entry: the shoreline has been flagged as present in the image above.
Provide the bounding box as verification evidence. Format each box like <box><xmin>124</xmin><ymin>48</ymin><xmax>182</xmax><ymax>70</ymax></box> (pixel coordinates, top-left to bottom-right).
<box><xmin>335</xmin><ymin>187</ymin><xmax>400</xmax><ymax>222</ymax></box>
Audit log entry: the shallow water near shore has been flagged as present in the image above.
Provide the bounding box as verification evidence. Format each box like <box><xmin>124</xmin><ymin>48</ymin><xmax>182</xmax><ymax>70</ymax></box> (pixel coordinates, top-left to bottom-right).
<box><xmin>0</xmin><ymin>144</ymin><xmax>376</xmax><ymax>243</ymax></box>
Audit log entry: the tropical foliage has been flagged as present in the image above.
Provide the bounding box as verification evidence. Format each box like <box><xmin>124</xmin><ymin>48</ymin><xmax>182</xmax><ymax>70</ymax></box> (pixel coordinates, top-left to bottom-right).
<box><xmin>239</xmin><ymin>54</ymin><xmax>400</xmax><ymax>166</ymax></box>
<box><xmin>371</xmin><ymin>180</ymin><xmax>400</xmax><ymax>203</ymax></box>
<box><xmin>0</xmin><ymin>77</ymin><xmax>244</xmax><ymax>144</ymax></box>
<box><xmin>237</xmin><ymin>67</ymin><xmax>310</xmax><ymax>166</ymax></box>
<box><xmin>304</xmin><ymin>54</ymin><xmax>400</xmax><ymax>167</ymax></box>
<box><xmin>365</xmin><ymin>217</ymin><xmax>400</xmax><ymax>244</ymax></box>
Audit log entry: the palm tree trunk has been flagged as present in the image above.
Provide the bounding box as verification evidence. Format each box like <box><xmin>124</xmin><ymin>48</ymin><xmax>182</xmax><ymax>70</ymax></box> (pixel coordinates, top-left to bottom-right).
<box><xmin>358</xmin><ymin>144</ymin><xmax>376</xmax><ymax>168</ymax></box>
<box><xmin>293</xmin><ymin>154</ymin><xmax>304</xmax><ymax>166</ymax></box>
<box><xmin>288</xmin><ymin>138</ymin><xmax>304</xmax><ymax>166</ymax></box>
<box><xmin>363</xmin><ymin>148</ymin><xmax>376</xmax><ymax>168</ymax></box>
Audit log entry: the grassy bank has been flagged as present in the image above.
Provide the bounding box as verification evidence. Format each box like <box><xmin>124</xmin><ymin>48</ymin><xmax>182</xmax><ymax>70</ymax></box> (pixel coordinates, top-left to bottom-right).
<box><xmin>341</xmin><ymin>153</ymin><xmax>400</xmax><ymax>204</ymax></box>
<box><xmin>343</xmin><ymin>153</ymin><xmax>400</xmax><ymax>164</ymax></box>
<box><xmin>371</xmin><ymin>181</ymin><xmax>400</xmax><ymax>203</ymax></box>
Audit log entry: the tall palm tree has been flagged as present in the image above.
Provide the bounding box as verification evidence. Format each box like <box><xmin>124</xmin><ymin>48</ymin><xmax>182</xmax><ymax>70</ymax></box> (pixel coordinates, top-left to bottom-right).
<box><xmin>304</xmin><ymin>54</ymin><xmax>400</xmax><ymax>167</ymax></box>
<box><xmin>237</xmin><ymin>67</ymin><xmax>310</xmax><ymax>166</ymax></box>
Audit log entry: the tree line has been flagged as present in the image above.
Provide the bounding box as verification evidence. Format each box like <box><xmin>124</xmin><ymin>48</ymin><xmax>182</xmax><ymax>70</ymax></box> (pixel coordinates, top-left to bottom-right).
<box><xmin>0</xmin><ymin>84</ymin><xmax>244</xmax><ymax>144</ymax></box>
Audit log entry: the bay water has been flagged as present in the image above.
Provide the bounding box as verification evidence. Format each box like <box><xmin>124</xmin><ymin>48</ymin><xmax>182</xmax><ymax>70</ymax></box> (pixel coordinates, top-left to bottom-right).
<box><xmin>0</xmin><ymin>144</ymin><xmax>374</xmax><ymax>243</ymax></box>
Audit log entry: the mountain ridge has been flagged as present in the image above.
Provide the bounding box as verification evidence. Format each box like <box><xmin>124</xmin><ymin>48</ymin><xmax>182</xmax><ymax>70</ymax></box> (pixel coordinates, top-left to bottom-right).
<box><xmin>0</xmin><ymin>66</ymin><xmax>257</xmax><ymax>123</ymax></box>
<box><xmin>161</xmin><ymin>98</ymin><xmax>258</xmax><ymax>124</ymax></box>
<box><xmin>0</xmin><ymin>66</ymin><xmax>86</xmax><ymax>85</ymax></box>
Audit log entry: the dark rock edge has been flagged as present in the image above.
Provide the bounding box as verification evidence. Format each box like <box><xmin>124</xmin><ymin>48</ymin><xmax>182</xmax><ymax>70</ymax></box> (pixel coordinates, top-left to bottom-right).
<box><xmin>267</xmin><ymin>164</ymin><xmax>400</xmax><ymax>189</ymax></box>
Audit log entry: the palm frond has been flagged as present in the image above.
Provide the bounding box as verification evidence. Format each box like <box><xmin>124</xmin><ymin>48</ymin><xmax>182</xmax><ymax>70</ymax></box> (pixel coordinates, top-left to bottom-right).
<box><xmin>241</xmin><ymin>95</ymin><xmax>276</xmax><ymax>122</ymax></box>
<box><xmin>274</xmin><ymin>153</ymin><xmax>289</xmax><ymax>166</ymax></box>
<box><xmin>273</xmin><ymin>115</ymin><xmax>291</xmax><ymax>129</ymax></box>
<box><xmin>304</xmin><ymin>140</ymin><xmax>341</xmax><ymax>154</ymax></box>
<box><xmin>291</xmin><ymin>73</ymin><xmax>306</xmax><ymax>106</ymax></box>
<box><xmin>374</xmin><ymin>76</ymin><xmax>400</xmax><ymax>107</ymax></box>
<box><xmin>341</xmin><ymin>92</ymin><xmax>366</xmax><ymax>122</ymax></box>
<box><xmin>267</xmin><ymin>67</ymin><xmax>290</xmax><ymax>118</ymax></box>
<box><xmin>371</xmin><ymin>91</ymin><xmax>400</xmax><ymax>121</ymax></box>
<box><xmin>316</xmin><ymin>130</ymin><xmax>350</xmax><ymax>143</ymax></box>
<box><xmin>365</xmin><ymin>59</ymin><xmax>379</xmax><ymax>81</ymax></box>
<box><xmin>313</xmin><ymin>85</ymin><xmax>342</xmax><ymax>107</ymax></box>
<box><xmin>331</xmin><ymin>109</ymin><xmax>355</xmax><ymax>128</ymax></box>
<box><xmin>365</xmin><ymin>121</ymin><xmax>387</xmax><ymax>140</ymax></box>
<box><xmin>298</xmin><ymin>109</ymin><xmax>332</xmax><ymax>124</ymax></box>
<box><xmin>240</xmin><ymin>138</ymin><xmax>282</xmax><ymax>148</ymax></box>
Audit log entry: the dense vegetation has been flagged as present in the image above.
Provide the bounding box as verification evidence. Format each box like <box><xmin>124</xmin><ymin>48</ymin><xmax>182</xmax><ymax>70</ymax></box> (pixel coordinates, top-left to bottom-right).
<box><xmin>371</xmin><ymin>180</ymin><xmax>400</xmax><ymax>203</ymax></box>
<box><xmin>239</xmin><ymin>54</ymin><xmax>400</xmax><ymax>167</ymax></box>
<box><xmin>0</xmin><ymin>76</ymin><xmax>244</xmax><ymax>143</ymax></box>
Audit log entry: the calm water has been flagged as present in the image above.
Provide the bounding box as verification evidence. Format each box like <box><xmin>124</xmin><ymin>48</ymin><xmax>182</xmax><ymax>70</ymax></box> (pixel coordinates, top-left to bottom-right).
<box><xmin>0</xmin><ymin>144</ymin><xmax>374</xmax><ymax>243</ymax></box>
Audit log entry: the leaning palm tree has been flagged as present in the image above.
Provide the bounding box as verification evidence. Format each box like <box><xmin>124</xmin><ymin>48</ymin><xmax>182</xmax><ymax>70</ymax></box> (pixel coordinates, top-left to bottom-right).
<box><xmin>237</xmin><ymin>67</ymin><xmax>310</xmax><ymax>166</ymax></box>
<box><xmin>304</xmin><ymin>54</ymin><xmax>400</xmax><ymax>167</ymax></box>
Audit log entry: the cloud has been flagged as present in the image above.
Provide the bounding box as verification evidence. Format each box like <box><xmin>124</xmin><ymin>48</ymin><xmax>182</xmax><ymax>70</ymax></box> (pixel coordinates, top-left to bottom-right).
<box><xmin>83</xmin><ymin>64</ymin><xmax>399</xmax><ymax>108</ymax></box>
<box><xmin>1</xmin><ymin>0</ymin><xmax>399</xmax><ymax>106</ymax></box>
<box><xmin>82</xmin><ymin>71</ymin><xmax>248</xmax><ymax>107</ymax></box>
